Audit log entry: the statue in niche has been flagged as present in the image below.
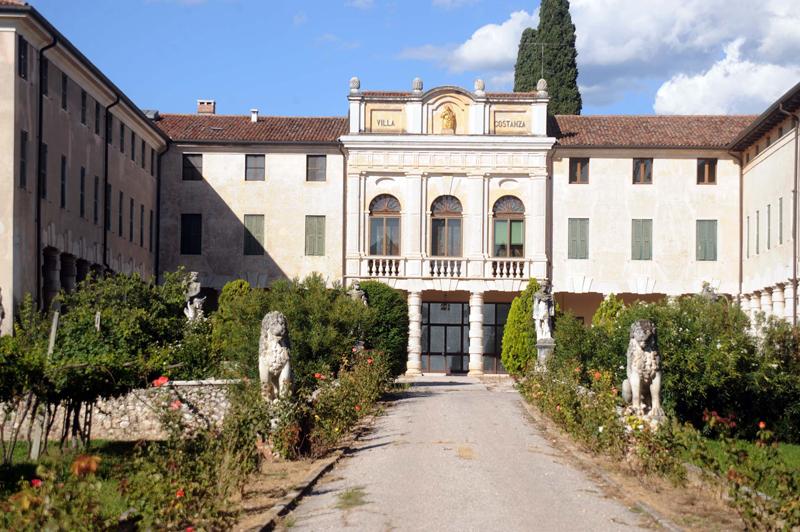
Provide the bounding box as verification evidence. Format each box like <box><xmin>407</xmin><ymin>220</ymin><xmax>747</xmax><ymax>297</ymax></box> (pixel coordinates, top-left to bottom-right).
<box><xmin>441</xmin><ymin>105</ymin><xmax>457</xmax><ymax>133</ymax></box>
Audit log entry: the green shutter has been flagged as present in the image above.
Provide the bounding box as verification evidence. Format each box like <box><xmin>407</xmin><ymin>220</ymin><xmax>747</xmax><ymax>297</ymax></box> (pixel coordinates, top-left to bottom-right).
<box><xmin>568</xmin><ymin>218</ymin><xmax>577</xmax><ymax>259</ymax></box>
<box><xmin>643</xmin><ymin>219</ymin><xmax>652</xmax><ymax>260</ymax></box>
<box><xmin>578</xmin><ymin>219</ymin><xmax>588</xmax><ymax>259</ymax></box>
<box><xmin>316</xmin><ymin>216</ymin><xmax>325</xmax><ymax>255</ymax></box>
<box><xmin>305</xmin><ymin>216</ymin><xmax>314</xmax><ymax>255</ymax></box>
<box><xmin>697</xmin><ymin>220</ymin><xmax>717</xmax><ymax>261</ymax></box>
<box><xmin>244</xmin><ymin>214</ymin><xmax>265</xmax><ymax>255</ymax></box>
<box><xmin>708</xmin><ymin>220</ymin><xmax>717</xmax><ymax>260</ymax></box>
<box><xmin>305</xmin><ymin>216</ymin><xmax>325</xmax><ymax>256</ymax></box>
<box><xmin>632</xmin><ymin>220</ymin><xmax>642</xmax><ymax>260</ymax></box>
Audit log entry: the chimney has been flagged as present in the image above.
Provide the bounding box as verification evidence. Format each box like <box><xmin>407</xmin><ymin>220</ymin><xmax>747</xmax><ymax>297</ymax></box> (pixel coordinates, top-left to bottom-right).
<box><xmin>250</xmin><ymin>109</ymin><xmax>259</xmax><ymax>123</ymax></box>
<box><xmin>197</xmin><ymin>99</ymin><xmax>216</xmax><ymax>115</ymax></box>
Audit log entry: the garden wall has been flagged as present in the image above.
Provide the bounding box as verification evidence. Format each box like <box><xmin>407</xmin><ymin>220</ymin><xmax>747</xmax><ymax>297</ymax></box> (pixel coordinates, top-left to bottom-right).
<box><xmin>3</xmin><ymin>380</ymin><xmax>237</xmax><ymax>441</ymax></box>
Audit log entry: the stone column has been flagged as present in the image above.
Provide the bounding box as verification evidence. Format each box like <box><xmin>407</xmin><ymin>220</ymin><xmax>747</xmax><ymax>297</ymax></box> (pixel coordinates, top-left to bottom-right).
<box><xmin>467</xmin><ymin>291</ymin><xmax>484</xmax><ymax>377</ymax></box>
<box><xmin>772</xmin><ymin>284</ymin><xmax>786</xmax><ymax>320</ymax></box>
<box><xmin>406</xmin><ymin>291</ymin><xmax>423</xmax><ymax>376</ymax></box>
<box><xmin>761</xmin><ymin>288</ymin><xmax>773</xmax><ymax>317</ymax></box>
<box><xmin>740</xmin><ymin>293</ymin><xmax>751</xmax><ymax>317</ymax></box>
<box><xmin>42</xmin><ymin>248</ymin><xmax>60</xmax><ymax>310</ymax></box>
<box><xmin>59</xmin><ymin>254</ymin><xmax>77</xmax><ymax>294</ymax></box>
<box><xmin>750</xmin><ymin>290</ymin><xmax>761</xmax><ymax>325</ymax></box>
<box><xmin>785</xmin><ymin>281</ymin><xmax>796</xmax><ymax>321</ymax></box>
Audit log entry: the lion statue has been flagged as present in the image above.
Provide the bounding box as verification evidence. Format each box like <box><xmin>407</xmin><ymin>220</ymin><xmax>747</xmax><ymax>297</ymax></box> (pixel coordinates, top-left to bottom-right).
<box><xmin>258</xmin><ymin>311</ymin><xmax>293</xmax><ymax>402</ymax></box>
<box><xmin>621</xmin><ymin>319</ymin><xmax>664</xmax><ymax>419</ymax></box>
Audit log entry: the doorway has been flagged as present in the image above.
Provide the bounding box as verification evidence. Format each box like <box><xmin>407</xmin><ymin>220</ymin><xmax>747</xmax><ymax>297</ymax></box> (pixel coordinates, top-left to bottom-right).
<box><xmin>421</xmin><ymin>302</ymin><xmax>469</xmax><ymax>374</ymax></box>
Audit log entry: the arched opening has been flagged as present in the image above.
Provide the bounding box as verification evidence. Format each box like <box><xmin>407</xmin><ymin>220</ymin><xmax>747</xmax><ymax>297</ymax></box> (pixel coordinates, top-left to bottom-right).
<box><xmin>369</xmin><ymin>194</ymin><xmax>401</xmax><ymax>256</ymax></box>
<box><xmin>492</xmin><ymin>196</ymin><xmax>525</xmax><ymax>257</ymax></box>
<box><xmin>430</xmin><ymin>195</ymin><xmax>463</xmax><ymax>257</ymax></box>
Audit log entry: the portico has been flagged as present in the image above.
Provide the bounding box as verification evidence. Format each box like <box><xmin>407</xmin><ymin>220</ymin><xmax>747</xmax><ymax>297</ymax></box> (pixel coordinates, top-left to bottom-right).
<box><xmin>341</xmin><ymin>77</ymin><xmax>554</xmax><ymax>375</ymax></box>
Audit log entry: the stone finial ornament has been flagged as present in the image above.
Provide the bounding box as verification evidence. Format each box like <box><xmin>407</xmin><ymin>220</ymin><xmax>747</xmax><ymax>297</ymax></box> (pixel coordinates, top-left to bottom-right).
<box><xmin>412</xmin><ymin>77</ymin><xmax>423</xmax><ymax>93</ymax></box>
<box><xmin>348</xmin><ymin>281</ymin><xmax>368</xmax><ymax>306</ymax></box>
<box><xmin>621</xmin><ymin>320</ymin><xmax>664</xmax><ymax>420</ymax></box>
<box><xmin>474</xmin><ymin>78</ymin><xmax>486</xmax><ymax>96</ymax></box>
<box><xmin>536</xmin><ymin>78</ymin><xmax>549</xmax><ymax>97</ymax></box>
<box><xmin>258</xmin><ymin>311</ymin><xmax>293</xmax><ymax>402</ymax></box>
<box><xmin>349</xmin><ymin>76</ymin><xmax>361</xmax><ymax>94</ymax></box>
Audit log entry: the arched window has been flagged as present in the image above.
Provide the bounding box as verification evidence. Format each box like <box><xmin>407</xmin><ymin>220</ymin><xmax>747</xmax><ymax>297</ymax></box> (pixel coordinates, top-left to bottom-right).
<box><xmin>492</xmin><ymin>196</ymin><xmax>525</xmax><ymax>257</ymax></box>
<box><xmin>430</xmin><ymin>195</ymin><xmax>463</xmax><ymax>257</ymax></box>
<box><xmin>369</xmin><ymin>194</ymin><xmax>401</xmax><ymax>256</ymax></box>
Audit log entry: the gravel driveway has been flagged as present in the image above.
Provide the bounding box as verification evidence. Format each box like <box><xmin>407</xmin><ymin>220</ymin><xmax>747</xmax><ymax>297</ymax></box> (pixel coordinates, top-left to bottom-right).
<box><xmin>285</xmin><ymin>376</ymin><xmax>652</xmax><ymax>531</ymax></box>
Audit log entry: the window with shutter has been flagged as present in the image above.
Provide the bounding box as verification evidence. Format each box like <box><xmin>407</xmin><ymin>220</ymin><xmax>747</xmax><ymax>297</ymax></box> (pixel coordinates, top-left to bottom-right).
<box><xmin>568</xmin><ymin>218</ymin><xmax>588</xmax><ymax>259</ymax></box>
<box><xmin>306</xmin><ymin>155</ymin><xmax>326</xmax><ymax>182</ymax></box>
<box><xmin>632</xmin><ymin>158</ymin><xmax>653</xmax><ymax>184</ymax></box>
<box><xmin>569</xmin><ymin>158</ymin><xmax>589</xmax><ymax>184</ymax></box>
<box><xmin>18</xmin><ymin>35</ymin><xmax>28</xmax><ymax>80</ymax></box>
<box><xmin>243</xmin><ymin>214</ymin><xmax>265</xmax><ymax>255</ymax></box>
<box><xmin>696</xmin><ymin>220</ymin><xmax>717</xmax><ymax>261</ymax></box>
<box><xmin>245</xmin><ymin>155</ymin><xmax>266</xmax><ymax>181</ymax></box>
<box><xmin>182</xmin><ymin>154</ymin><xmax>203</xmax><ymax>181</ymax></box>
<box><xmin>632</xmin><ymin>219</ymin><xmax>652</xmax><ymax>260</ymax></box>
<box><xmin>305</xmin><ymin>215</ymin><xmax>326</xmax><ymax>256</ymax></box>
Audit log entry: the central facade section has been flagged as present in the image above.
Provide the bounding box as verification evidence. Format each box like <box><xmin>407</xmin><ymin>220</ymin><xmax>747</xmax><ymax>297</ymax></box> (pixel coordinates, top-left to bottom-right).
<box><xmin>341</xmin><ymin>78</ymin><xmax>554</xmax><ymax>375</ymax></box>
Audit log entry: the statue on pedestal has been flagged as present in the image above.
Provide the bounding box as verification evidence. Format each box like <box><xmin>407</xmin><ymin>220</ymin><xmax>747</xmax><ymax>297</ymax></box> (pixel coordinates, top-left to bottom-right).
<box><xmin>621</xmin><ymin>319</ymin><xmax>664</xmax><ymax>420</ymax></box>
<box><xmin>348</xmin><ymin>281</ymin><xmax>368</xmax><ymax>306</ymax></box>
<box><xmin>259</xmin><ymin>311</ymin><xmax>293</xmax><ymax>402</ymax></box>
<box><xmin>533</xmin><ymin>281</ymin><xmax>555</xmax><ymax>371</ymax></box>
<box><xmin>183</xmin><ymin>272</ymin><xmax>205</xmax><ymax>322</ymax></box>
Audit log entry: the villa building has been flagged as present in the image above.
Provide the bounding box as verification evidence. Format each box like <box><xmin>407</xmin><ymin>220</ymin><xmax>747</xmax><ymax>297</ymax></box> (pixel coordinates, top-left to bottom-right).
<box><xmin>1</xmin><ymin>1</ymin><xmax>799</xmax><ymax>376</ymax></box>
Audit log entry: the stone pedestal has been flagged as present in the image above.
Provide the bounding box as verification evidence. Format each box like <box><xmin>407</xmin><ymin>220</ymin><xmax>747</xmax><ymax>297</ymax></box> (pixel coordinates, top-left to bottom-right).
<box><xmin>406</xmin><ymin>291</ymin><xmax>422</xmax><ymax>376</ymax></box>
<box><xmin>535</xmin><ymin>338</ymin><xmax>555</xmax><ymax>371</ymax></box>
<box><xmin>467</xmin><ymin>291</ymin><xmax>484</xmax><ymax>376</ymax></box>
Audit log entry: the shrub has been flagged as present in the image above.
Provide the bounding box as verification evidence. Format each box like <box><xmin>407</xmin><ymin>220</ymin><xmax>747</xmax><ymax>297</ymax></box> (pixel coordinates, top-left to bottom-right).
<box><xmin>210</xmin><ymin>280</ymin><xmax>270</xmax><ymax>377</ymax></box>
<box><xmin>591</xmin><ymin>293</ymin><xmax>624</xmax><ymax>333</ymax></box>
<box><xmin>360</xmin><ymin>281</ymin><xmax>408</xmax><ymax>377</ymax></box>
<box><xmin>501</xmin><ymin>279</ymin><xmax>540</xmax><ymax>377</ymax></box>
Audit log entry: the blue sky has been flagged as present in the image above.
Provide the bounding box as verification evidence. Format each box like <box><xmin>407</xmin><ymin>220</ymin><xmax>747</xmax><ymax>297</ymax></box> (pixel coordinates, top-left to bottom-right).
<box><xmin>29</xmin><ymin>0</ymin><xmax>800</xmax><ymax>117</ymax></box>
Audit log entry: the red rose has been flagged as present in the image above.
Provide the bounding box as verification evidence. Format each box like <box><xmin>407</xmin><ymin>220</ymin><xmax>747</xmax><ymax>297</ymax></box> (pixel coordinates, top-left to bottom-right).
<box><xmin>170</xmin><ymin>400</ymin><xmax>182</xmax><ymax>411</ymax></box>
<box><xmin>758</xmin><ymin>421</ymin><xmax>766</xmax><ymax>430</ymax></box>
<box><xmin>176</xmin><ymin>488</ymin><xmax>185</xmax><ymax>498</ymax></box>
<box><xmin>186</xmin><ymin>528</ymin><xmax>195</xmax><ymax>532</ymax></box>
<box><xmin>152</xmin><ymin>376</ymin><xmax>169</xmax><ymax>387</ymax></box>
<box><xmin>367</xmin><ymin>358</ymin><xmax>374</xmax><ymax>365</ymax></box>
<box><xmin>320</xmin><ymin>374</ymin><xmax>326</xmax><ymax>380</ymax></box>
<box><xmin>355</xmin><ymin>405</ymin><xmax>361</xmax><ymax>412</ymax></box>
<box><xmin>30</xmin><ymin>478</ymin><xmax>42</xmax><ymax>488</ymax></box>
<box><xmin>352</xmin><ymin>347</ymin><xmax>357</xmax><ymax>352</ymax></box>
<box><xmin>314</xmin><ymin>373</ymin><xmax>322</xmax><ymax>379</ymax></box>
<box><xmin>593</xmin><ymin>371</ymin><xmax>602</xmax><ymax>381</ymax></box>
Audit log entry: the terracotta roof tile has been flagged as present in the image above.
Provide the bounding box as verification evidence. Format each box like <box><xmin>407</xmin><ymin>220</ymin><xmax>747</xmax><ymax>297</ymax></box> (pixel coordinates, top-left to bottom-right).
<box><xmin>156</xmin><ymin>114</ymin><xmax>348</xmax><ymax>144</ymax></box>
<box><xmin>553</xmin><ymin>115</ymin><xmax>757</xmax><ymax>149</ymax></box>
<box><xmin>0</xmin><ymin>0</ymin><xmax>26</xmax><ymax>5</ymax></box>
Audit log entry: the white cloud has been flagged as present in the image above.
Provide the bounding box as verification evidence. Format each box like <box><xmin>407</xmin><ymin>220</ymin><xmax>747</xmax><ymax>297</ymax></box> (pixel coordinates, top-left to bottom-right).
<box><xmin>654</xmin><ymin>39</ymin><xmax>800</xmax><ymax>114</ymax></box>
<box><xmin>346</xmin><ymin>0</ymin><xmax>374</xmax><ymax>8</ymax></box>
<box><xmin>401</xmin><ymin>1</ymin><xmax>800</xmax><ymax>112</ymax></box>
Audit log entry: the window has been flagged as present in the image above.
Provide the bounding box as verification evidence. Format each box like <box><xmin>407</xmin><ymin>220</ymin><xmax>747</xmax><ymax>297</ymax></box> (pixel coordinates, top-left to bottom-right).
<box><xmin>697</xmin><ymin>158</ymin><xmax>717</xmax><ymax>184</ymax></box>
<box><xmin>130</xmin><ymin>132</ymin><xmax>135</xmax><ymax>162</ymax></box>
<box><xmin>243</xmin><ymin>214</ymin><xmax>265</xmax><ymax>255</ymax></box>
<box><xmin>80</xmin><ymin>90</ymin><xmax>87</xmax><ymax>125</ymax></box>
<box><xmin>140</xmin><ymin>139</ymin><xmax>145</xmax><ymax>169</ymax></box>
<box><xmin>39</xmin><ymin>143</ymin><xmax>48</xmax><ymax>199</ymax></box>
<box><xmin>106</xmin><ymin>114</ymin><xmax>113</xmax><ymax>145</ymax></box>
<box><xmin>79</xmin><ymin>167</ymin><xmax>85</xmax><ymax>217</ymax></box>
<box><xmin>129</xmin><ymin>198</ymin><xmax>134</xmax><ymax>242</ymax></box>
<box><xmin>182</xmin><ymin>154</ymin><xmax>202</xmax><ymax>181</ymax></box>
<box><xmin>180</xmin><ymin>214</ymin><xmax>202</xmax><ymax>255</ymax></box>
<box><xmin>94</xmin><ymin>102</ymin><xmax>100</xmax><ymax>135</ymax></box>
<box><xmin>41</xmin><ymin>58</ymin><xmax>48</xmax><ymax>95</ymax></box>
<box><xmin>767</xmin><ymin>204</ymin><xmax>771</xmax><ymax>250</ymax></box>
<box><xmin>779</xmin><ymin>197</ymin><xmax>783</xmax><ymax>245</ymax></box>
<box><xmin>756</xmin><ymin>210</ymin><xmax>760</xmax><ymax>254</ymax></box>
<box><xmin>492</xmin><ymin>196</ymin><xmax>525</xmax><ymax>257</ymax></box>
<box><xmin>306</xmin><ymin>155</ymin><xmax>326</xmax><ymax>181</ymax></box>
<box><xmin>304</xmin><ymin>215</ymin><xmax>326</xmax><ymax>256</ymax></box>
<box><xmin>369</xmin><ymin>194</ymin><xmax>401</xmax><ymax>256</ymax></box>
<box><xmin>632</xmin><ymin>158</ymin><xmax>652</xmax><ymax>184</ymax></box>
<box><xmin>568</xmin><ymin>218</ymin><xmax>589</xmax><ymax>259</ymax></box>
<box><xmin>139</xmin><ymin>204</ymin><xmax>144</xmax><ymax>246</ymax></box>
<box><xmin>149</xmin><ymin>209</ymin><xmax>154</xmax><ymax>252</ymax></box>
<box><xmin>60</xmin><ymin>156</ymin><xmax>66</xmax><ymax>208</ymax></box>
<box><xmin>430</xmin><ymin>195</ymin><xmax>462</xmax><ymax>257</ymax></box>
<box><xmin>150</xmin><ymin>148</ymin><xmax>155</xmax><ymax>176</ymax></box>
<box><xmin>93</xmin><ymin>176</ymin><xmax>99</xmax><ymax>224</ymax></box>
<box><xmin>105</xmin><ymin>184</ymin><xmax>111</xmax><ymax>230</ymax></box>
<box><xmin>632</xmin><ymin>219</ymin><xmax>653</xmax><ymax>260</ymax></box>
<box><xmin>120</xmin><ymin>123</ymin><xmax>125</xmax><ymax>153</ymax></box>
<box><xmin>19</xmin><ymin>131</ymin><xmax>28</xmax><ymax>189</ymax></box>
<box><xmin>569</xmin><ymin>157</ymin><xmax>589</xmax><ymax>184</ymax></box>
<box><xmin>696</xmin><ymin>220</ymin><xmax>718</xmax><ymax>261</ymax></box>
<box><xmin>746</xmin><ymin>216</ymin><xmax>750</xmax><ymax>258</ymax></box>
<box><xmin>17</xmin><ymin>35</ymin><xmax>28</xmax><ymax>80</ymax></box>
<box><xmin>118</xmin><ymin>191</ymin><xmax>123</xmax><ymax>236</ymax></box>
<box><xmin>245</xmin><ymin>154</ymin><xmax>265</xmax><ymax>181</ymax></box>
<box><xmin>60</xmin><ymin>73</ymin><xmax>68</xmax><ymax>110</ymax></box>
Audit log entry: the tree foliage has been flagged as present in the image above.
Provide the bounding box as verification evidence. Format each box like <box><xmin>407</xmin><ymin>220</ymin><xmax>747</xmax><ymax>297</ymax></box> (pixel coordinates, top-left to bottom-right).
<box><xmin>514</xmin><ymin>0</ymin><xmax>582</xmax><ymax>115</ymax></box>
<box><xmin>360</xmin><ymin>281</ymin><xmax>408</xmax><ymax>377</ymax></box>
<box><xmin>501</xmin><ymin>279</ymin><xmax>540</xmax><ymax>377</ymax></box>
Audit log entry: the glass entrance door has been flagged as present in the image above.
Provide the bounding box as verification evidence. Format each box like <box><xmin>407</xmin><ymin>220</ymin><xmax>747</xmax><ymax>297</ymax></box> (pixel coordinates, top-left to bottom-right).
<box><xmin>421</xmin><ymin>302</ymin><xmax>469</xmax><ymax>373</ymax></box>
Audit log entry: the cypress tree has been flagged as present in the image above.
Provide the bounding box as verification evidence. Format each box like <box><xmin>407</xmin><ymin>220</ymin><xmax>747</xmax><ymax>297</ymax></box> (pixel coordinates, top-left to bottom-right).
<box><xmin>513</xmin><ymin>0</ymin><xmax>582</xmax><ymax>115</ymax></box>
